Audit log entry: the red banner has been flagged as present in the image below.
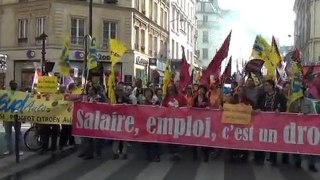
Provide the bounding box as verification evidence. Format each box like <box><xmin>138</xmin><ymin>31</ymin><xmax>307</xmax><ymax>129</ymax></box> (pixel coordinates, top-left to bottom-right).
<box><xmin>72</xmin><ymin>102</ymin><xmax>320</xmax><ymax>155</ymax></box>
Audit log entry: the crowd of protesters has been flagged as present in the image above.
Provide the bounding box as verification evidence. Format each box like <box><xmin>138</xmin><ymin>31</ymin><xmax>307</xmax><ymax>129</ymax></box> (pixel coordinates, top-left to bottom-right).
<box><xmin>2</xmin><ymin>76</ymin><xmax>318</xmax><ymax>172</ymax></box>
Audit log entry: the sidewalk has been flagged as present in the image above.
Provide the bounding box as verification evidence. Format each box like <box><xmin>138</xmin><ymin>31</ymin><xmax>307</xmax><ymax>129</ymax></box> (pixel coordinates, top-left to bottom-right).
<box><xmin>0</xmin><ymin>146</ymin><xmax>77</xmax><ymax>179</ymax></box>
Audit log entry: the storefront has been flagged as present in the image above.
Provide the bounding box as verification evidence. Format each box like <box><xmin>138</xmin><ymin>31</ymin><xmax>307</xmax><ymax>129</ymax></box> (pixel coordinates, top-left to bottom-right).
<box><xmin>134</xmin><ymin>56</ymin><xmax>148</xmax><ymax>85</ymax></box>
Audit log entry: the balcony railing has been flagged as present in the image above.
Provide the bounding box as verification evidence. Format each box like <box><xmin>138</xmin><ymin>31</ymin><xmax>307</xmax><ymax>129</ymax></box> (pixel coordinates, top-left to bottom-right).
<box><xmin>18</xmin><ymin>38</ymin><xmax>28</xmax><ymax>44</ymax></box>
<box><xmin>71</xmin><ymin>36</ymin><xmax>84</xmax><ymax>45</ymax></box>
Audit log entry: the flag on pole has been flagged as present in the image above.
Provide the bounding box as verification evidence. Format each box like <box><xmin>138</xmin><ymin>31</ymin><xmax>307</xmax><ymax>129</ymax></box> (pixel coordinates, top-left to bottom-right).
<box><xmin>200</xmin><ymin>31</ymin><xmax>232</xmax><ymax>86</ymax></box>
<box><xmin>251</xmin><ymin>35</ymin><xmax>274</xmax><ymax>77</ymax></box>
<box><xmin>108</xmin><ymin>39</ymin><xmax>127</xmax><ymax>104</ymax></box>
<box><xmin>221</xmin><ymin>56</ymin><xmax>232</xmax><ymax>84</ymax></box>
<box><xmin>179</xmin><ymin>46</ymin><xmax>192</xmax><ymax>92</ymax></box>
<box><xmin>59</xmin><ymin>37</ymin><xmax>71</xmax><ymax>76</ymax></box>
<box><xmin>287</xmin><ymin>54</ymin><xmax>304</xmax><ymax>109</ymax></box>
<box><xmin>162</xmin><ymin>59</ymin><xmax>172</xmax><ymax>97</ymax></box>
<box><xmin>271</xmin><ymin>36</ymin><xmax>282</xmax><ymax>68</ymax></box>
<box><xmin>87</xmin><ymin>37</ymin><xmax>98</xmax><ymax>70</ymax></box>
<box><xmin>110</xmin><ymin>39</ymin><xmax>127</xmax><ymax>66</ymax></box>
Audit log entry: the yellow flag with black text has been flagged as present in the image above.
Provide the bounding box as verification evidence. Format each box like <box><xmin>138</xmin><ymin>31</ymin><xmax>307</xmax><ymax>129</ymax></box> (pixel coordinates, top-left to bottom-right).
<box><xmin>109</xmin><ymin>39</ymin><xmax>127</xmax><ymax>66</ymax></box>
<box><xmin>251</xmin><ymin>35</ymin><xmax>275</xmax><ymax>77</ymax></box>
<box><xmin>108</xmin><ymin>39</ymin><xmax>127</xmax><ymax>104</ymax></box>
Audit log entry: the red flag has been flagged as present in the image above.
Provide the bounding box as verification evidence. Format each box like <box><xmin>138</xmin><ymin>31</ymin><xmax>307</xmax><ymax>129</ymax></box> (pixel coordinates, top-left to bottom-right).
<box><xmin>200</xmin><ymin>31</ymin><xmax>232</xmax><ymax>86</ymax></box>
<box><xmin>179</xmin><ymin>46</ymin><xmax>191</xmax><ymax>92</ymax></box>
<box><xmin>221</xmin><ymin>56</ymin><xmax>232</xmax><ymax>83</ymax></box>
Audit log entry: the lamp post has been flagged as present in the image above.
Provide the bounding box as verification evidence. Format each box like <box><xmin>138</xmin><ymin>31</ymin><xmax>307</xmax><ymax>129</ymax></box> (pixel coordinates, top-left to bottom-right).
<box><xmin>89</xmin><ymin>0</ymin><xmax>93</xmax><ymax>36</ymax></box>
<box><xmin>36</xmin><ymin>32</ymin><xmax>48</xmax><ymax>75</ymax></box>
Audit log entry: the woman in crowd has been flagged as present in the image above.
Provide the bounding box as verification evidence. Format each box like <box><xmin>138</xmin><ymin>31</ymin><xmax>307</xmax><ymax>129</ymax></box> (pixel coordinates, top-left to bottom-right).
<box><xmin>193</xmin><ymin>85</ymin><xmax>210</xmax><ymax>162</ymax></box>
<box><xmin>185</xmin><ymin>85</ymin><xmax>194</xmax><ymax>108</ymax></box>
<box><xmin>78</xmin><ymin>85</ymin><xmax>103</xmax><ymax>160</ymax></box>
<box><xmin>154</xmin><ymin>88</ymin><xmax>163</xmax><ymax>105</ymax></box>
<box><xmin>229</xmin><ymin>85</ymin><xmax>253</xmax><ymax>162</ymax></box>
<box><xmin>255</xmin><ymin>79</ymin><xmax>287</xmax><ymax>166</ymax></box>
<box><xmin>163</xmin><ymin>83</ymin><xmax>187</xmax><ymax>161</ymax></box>
<box><xmin>207</xmin><ymin>78</ymin><xmax>223</xmax><ymax>109</ymax></box>
<box><xmin>112</xmin><ymin>85</ymin><xmax>131</xmax><ymax>160</ymax></box>
<box><xmin>143</xmin><ymin>88</ymin><xmax>161</xmax><ymax>162</ymax></box>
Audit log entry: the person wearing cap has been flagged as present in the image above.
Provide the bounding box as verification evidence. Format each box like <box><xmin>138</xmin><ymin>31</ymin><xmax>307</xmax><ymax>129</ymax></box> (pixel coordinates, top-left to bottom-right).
<box><xmin>2</xmin><ymin>80</ymin><xmax>24</xmax><ymax>156</ymax></box>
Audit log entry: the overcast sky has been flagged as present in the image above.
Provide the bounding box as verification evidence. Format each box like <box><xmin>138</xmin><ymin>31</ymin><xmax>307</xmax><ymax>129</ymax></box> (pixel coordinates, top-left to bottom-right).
<box><xmin>216</xmin><ymin>0</ymin><xmax>295</xmax><ymax>68</ymax></box>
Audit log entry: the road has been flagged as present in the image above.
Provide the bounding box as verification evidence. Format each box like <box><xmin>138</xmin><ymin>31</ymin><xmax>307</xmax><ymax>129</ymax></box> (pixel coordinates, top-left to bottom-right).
<box><xmin>1</xmin><ymin>143</ymin><xmax>319</xmax><ymax>180</ymax></box>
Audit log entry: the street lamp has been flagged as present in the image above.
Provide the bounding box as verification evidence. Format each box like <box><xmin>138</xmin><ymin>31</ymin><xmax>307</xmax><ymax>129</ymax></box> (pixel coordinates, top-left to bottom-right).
<box><xmin>36</xmin><ymin>32</ymin><xmax>48</xmax><ymax>75</ymax></box>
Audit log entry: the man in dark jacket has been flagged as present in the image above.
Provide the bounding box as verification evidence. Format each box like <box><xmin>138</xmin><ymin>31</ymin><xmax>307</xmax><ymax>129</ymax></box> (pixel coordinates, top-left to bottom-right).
<box><xmin>254</xmin><ymin>79</ymin><xmax>287</xmax><ymax>166</ymax></box>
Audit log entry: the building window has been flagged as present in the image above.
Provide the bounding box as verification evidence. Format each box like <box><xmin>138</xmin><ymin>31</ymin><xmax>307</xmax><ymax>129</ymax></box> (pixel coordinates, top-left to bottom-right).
<box><xmin>141</xmin><ymin>29</ymin><xmax>145</xmax><ymax>52</ymax></box>
<box><xmin>176</xmin><ymin>42</ymin><xmax>178</xmax><ymax>58</ymax></box>
<box><xmin>187</xmin><ymin>23</ymin><xmax>190</xmax><ymax>41</ymax></box>
<box><xmin>135</xmin><ymin>0</ymin><xmax>140</xmax><ymax>10</ymax></box>
<box><xmin>134</xmin><ymin>26</ymin><xmax>139</xmax><ymax>50</ymax></box>
<box><xmin>201</xmin><ymin>2</ymin><xmax>205</xmax><ymax>12</ymax></box>
<box><xmin>203</xmin><ymin>15</ymin><xmax>208</xmax><ymax>22</ymax></box>
<box><xmin>203</xmin><ymin>31</ymin><xmax>208</xmax><ymax>43</ymax></box>
<box><xmin>103</xmin><ymin>21</ymin><xmax>117</xmax><ymax>48</ymax></box>
<box><xmin>35</xmin><ymin>17</ymin><xmax>46</xmax><ymax>44</ymax></box>
<box><xmin>164</xmin><ymin>11</ymin><xmax>168</xmax><ymax>30</ymax></box>
<box><xmin>160</xmin><ymin>8</ymin><xmax>164</xmax><ymax>27</ymax></box>
<box><xmin>148</xmin><ymin>34</ymin><xmax>153</xmax><ymax>55</ymax></box>
<box><xmin>141</xmin><ymin>0</ymin><xmax>145</xmax><ymax>13</ymax></box>
<box><xmin>71</xmin><ymin>18</ymin><xmax>85</xmax><ymax>45</ymax></box>
<box><xmin>153</xmin><ymin>36</ymin><xmax>158</xmax><ymax>56</ymax></box>
<box><xmin>172</xmin><ymin>8</ymin><xmax>176</xmax><ymax>30</ymax></box>
<box><xmin>153</xmin><ymin>2</ymin><xmax>158</xmax><ymax>23</ymax></box>
<box><xmin>172</xmin><ymin>39</ymin><xmax>175</xmax><ymax>59</ymax></box>
<box><xmin>149</xmin><ymin>0</ymin><xmax>153</xmax><ymax>19</ymax></box>
<box><xmin>18</xmin><ymin>19</ymin><xmax>28</xmax><ymax>44</ymax></box>
<box><xmin>203</xmin><ymin>48</ymin><xmax>208</xmax><ymax>59</ymax></box>
<box><xmin>104</xmin><ymin>0</ymin><xmax>118</xmax><ymax>4</ymax></box>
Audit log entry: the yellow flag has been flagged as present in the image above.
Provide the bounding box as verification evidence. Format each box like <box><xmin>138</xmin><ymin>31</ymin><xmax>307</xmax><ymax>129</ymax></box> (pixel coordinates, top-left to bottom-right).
<box><xmin>110</xmin><ymin>39</ymin><xmax>127</xmax><ymax>66</ymax></box>
<box><xmin>59</xmin><ymin>37</ymin><xmax>71</xmax><ymax>76</ymax></box>
<box><xmin>270</xmin><ymin>37</ymin><xmax>282</xmax><ymax>68</ymax></box>
<box><xmin>162</xmin><ymin>59</ymin><xmax>172</xmax><ymax>97</ymax></box>
<box><xmin>71</xmin><ymin>86</ymin><xmax>83</xmax><ymax>95</ymax></box>
<box><xmin>287</xmin><ymin>61</ymin><xmax>303</xmax><ymax>109</ymax></box>
<box><xmin>108</xmin><ymin>39</ymin><xmax>127</xmax><ymax>104</ymax></box>
<box><xmin>107</xmin><ymin>69</ymin><xmax>116</xmax><ymax>104</ymax></box>
<box><xmin>87</xmin><ymin>37</ymin><xmax>98</xmax><ymax>70</ymax></box>
<box><xmin>251</xmin><ymin>35</ymin><xmax>275</xmax><ymax>77</ymax></box>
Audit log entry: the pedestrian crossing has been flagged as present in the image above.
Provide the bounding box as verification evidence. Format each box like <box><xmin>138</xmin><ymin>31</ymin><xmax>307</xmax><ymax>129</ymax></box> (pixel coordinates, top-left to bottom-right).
<box><xmin>18</xmin><ymin>149</ymin><xmax>320</xmax><ymax>180</ymax></box>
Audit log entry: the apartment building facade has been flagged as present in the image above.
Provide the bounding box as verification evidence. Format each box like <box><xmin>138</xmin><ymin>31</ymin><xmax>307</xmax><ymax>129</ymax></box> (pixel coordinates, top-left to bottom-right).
<box><xmin>196</xmin><ymin>0</ymin><xmax>223</xmax><ymax>67</ymax></box>
<box><xmin>0</xmin><ymin>0</ymin><xmax>169</xmax><ymax>89</ymax></box>
<box><xmin>294</xmin><ymin>0</ymin><xmax>320</xmax><ymax>65</ymax></box>
<box><xmin>168</xmin><ymin>0</ymin><xmax>198</xmax><ymax>69</ymax></box>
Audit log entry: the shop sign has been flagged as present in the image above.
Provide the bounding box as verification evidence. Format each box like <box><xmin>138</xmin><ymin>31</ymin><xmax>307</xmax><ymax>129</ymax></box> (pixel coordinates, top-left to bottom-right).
<box><xmin>74</xmin><ymin>51</ymin><xmax>110</xmax><ymax>61</ymax></box>
<box><xmin>135</xmin><ymin>57</ymin><xmax>148</xmax><ymax>66</ymax></box>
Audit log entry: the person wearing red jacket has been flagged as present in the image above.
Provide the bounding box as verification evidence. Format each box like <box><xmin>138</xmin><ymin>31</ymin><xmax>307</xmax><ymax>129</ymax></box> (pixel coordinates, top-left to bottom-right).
<box><xmin>162</xmin><ymin>83</ymin><xmax>187</xmax><ymax>161</ymax></box>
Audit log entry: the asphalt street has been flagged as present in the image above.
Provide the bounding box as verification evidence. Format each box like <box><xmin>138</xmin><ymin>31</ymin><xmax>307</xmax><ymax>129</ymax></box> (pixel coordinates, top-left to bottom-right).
<box><xmin>0</xmin><ymin>143</ymin><xmax>319</xmax><ymax>180</ymax></box>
